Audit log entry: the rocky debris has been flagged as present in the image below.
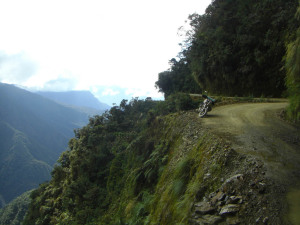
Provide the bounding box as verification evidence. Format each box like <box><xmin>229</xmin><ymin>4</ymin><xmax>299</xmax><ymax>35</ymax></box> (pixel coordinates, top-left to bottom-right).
<box><xmin>189</xmin><ymin>157</ymin><xmax>287</xmax><ymax>225</ymax></box>
<box><xmin>190</xmin><ymin>195</ymin><xmax>242</xmax><ymax>225</ymax></box>
<box><xmin>190</xmin><ymin>174</ymin><xmax>245</xmax><ymax>225</ymax></box>
<box><xmin>211</xmin><ymin>191</ymin><xmax>226</xmax><ymax>205</ymax></box>
<box><xmin>176</xmin><ymin>112</ymin><xmax>290</xmax><ymax>224</ymax></box>
<box><xmin>219</xmin><ymin>204</ymin><xmax>239</xmax><ymax>215</ymax></box>
<box><xmin>194</xmin><ymin>201</ymin><xmax>215</xmax><ymax>215</ymax></box>
<box><xmin>191</xmin><ymin>215</ymin><xmax>223</xmax><ymax>225</ymax></box>
<box><xmin>175</xmin><ymin>112</ymin><xmax>297</xmax><ymax>225</ymax></box>
<box><xmin>226</xmin><ymin>216</ymin><xmax>240</xmax><ymax>225</ymax></box>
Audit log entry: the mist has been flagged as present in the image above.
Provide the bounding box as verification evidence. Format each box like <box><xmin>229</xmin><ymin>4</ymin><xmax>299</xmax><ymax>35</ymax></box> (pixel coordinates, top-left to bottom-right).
<box><xmin>0</xmin><ymin>51</ymin><xmax>37</xmax><ymax>84</ymax></box>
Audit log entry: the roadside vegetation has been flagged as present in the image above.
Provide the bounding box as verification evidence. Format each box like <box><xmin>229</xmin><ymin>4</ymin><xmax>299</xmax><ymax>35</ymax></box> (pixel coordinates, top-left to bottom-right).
<box><xmin>285</xmin><ymin>1</ymin><xmax>300</xmax><ymax>122</ymax></box>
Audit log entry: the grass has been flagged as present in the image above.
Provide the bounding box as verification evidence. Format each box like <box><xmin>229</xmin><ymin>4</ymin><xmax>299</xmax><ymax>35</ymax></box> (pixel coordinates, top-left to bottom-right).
<box><xmin>144</xmin><ymin>129</ymin><xmax>227</xmax><ymax>225</ymax></box>
<box><xmin>98</xmin><ymin>111</ymin><xmax>229</xmax><ymax>225</ymax></box>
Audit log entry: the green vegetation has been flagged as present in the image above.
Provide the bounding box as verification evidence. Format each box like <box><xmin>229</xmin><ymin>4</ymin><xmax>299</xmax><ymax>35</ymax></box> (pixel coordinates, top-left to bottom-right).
<box><xmin>287</xmin><ymin>188</ymin><xmax>300</xmax><ymax>224</ymax></box>
<box><xmin>285</xmin><ymin>1</ymin><xmax>300</xmax><ymax>122</ymax></box>
<box><xmin>23</xmin><ymin>98</ymin><xmax>229</xmax><ymax>225</ymax></box>
<box><xmin>156</xmin><ymin>0</ymin><xmax>298</xmax><ymax>98</ymax></box>
<box><xmin>155</xmin><ymin>58</ymin><xmax>202</xmax><ymax>98</ymax></box>
<box><xmin>0</xmin><ymin>191</ymin><xmax>32</xmax><ymax>225</ymax></box>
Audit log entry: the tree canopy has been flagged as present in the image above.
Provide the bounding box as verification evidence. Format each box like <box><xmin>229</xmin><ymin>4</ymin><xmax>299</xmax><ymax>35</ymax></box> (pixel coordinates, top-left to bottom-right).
<box><xmin>155</xmin><ymin>58</ymin><xmax>202</xmax><ymax>98</ymax></box>
<box><xmin>156</xmin><ymin>0</ymin><xmax>298</xmax><ymax>98</ymax></box>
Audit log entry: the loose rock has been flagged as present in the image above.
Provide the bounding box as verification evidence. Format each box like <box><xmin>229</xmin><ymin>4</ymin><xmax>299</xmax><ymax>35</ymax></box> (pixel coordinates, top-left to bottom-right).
<box><xmin>195</xmin><ymin>201</ymin><xmax>215</xmax><ymax>215</ymax></box>
<box><xmin>219</xmin><ymin>204</ymin><xmax>239</xmax><ymax>215</ymax></box>
<box><xmin>226</xmin><ymin>216</ymin><xmax>241</xmax><ymax>225</ymax></box>
<box><xmin>211</xmin><ymin>191</ymin><xmax>226</xmax><ymax>205</ymax></box>
<box><xmin>192</xmin><ymin>215</ymin><xmax>223</xmax><ymax>225</ymax></box>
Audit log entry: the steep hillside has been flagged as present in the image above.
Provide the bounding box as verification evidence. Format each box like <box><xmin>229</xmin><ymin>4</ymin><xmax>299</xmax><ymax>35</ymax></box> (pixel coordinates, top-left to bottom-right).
<box><xmin>23</xmin><ymin>99</ymin><xmax>297</xmax><ymax>225</ymax></box>
<box><xmin>0</xmin><ymin>191</ymin><xmax>32</xmax><ymax>225</ymax></box>
<box><xmin>0</xmin><ymin>83</ymin><xmax>89</xmax><ymax>206</ymax></box>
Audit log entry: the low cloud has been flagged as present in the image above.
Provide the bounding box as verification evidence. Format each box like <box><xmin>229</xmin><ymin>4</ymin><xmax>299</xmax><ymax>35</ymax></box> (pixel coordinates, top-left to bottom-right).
<box><xmin>0</xmin><ymin>51</ymin><xmax>37</xmax><ymax>84</ymax></box>
<box><xmin>101</xmin><ymin>88</ymin><xmax>120</xmax><ymax>96</ymax></box>
<box><xmin>92</xmin><ymin>85</ymin><xmax>163</xmax><ymax>106</ymax></box>
<box><xmin>43</xmin><ymin>77</ymin><xmax>77</xmax><ymax>91</ymax></box>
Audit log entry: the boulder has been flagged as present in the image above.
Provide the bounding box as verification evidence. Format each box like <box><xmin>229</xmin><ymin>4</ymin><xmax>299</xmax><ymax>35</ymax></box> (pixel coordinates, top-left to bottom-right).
<box><xmin>195</xmin><ymin>201</ymin><xmax>216</xmax><ymax>215</ymax></box>
<box><xmin>211</xmin><ymin>191</ymin><xmax>226</xmax><ymax>205</ymax></box>
<box><xmin>226</xmin><ymin>196</ymin><xmax>243</xmax><ymax>204</ymax></box>
<box><xmin>219</xmin><ymin>204</ymin><xmax>239</xmax><ymax>215</ymax></box>
<box><xmin>193</xmin><ymin>215</ymin><xmax>223</xmax><ymax>225</ymax></box>
<box><xmin>226</xmin><ymin>216</ymin><xmax>241</xmax><ymax>225</ymax></box>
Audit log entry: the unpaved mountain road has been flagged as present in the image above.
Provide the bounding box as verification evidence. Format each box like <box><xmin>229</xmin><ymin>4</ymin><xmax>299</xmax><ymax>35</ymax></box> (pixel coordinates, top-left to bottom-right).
<box><xmin>202</xmin><ymin>102</ymin><xmax>300</xmax><ymax>181</ymax></box>
<box><xmin>201</xmin><ymin>102</ymin><xmax>300</xmax><ymax>223</ymax></box>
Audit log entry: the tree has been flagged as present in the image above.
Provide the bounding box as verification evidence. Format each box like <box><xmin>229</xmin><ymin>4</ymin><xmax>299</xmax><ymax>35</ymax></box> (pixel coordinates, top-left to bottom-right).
<box><xmin>285</xmin><ymin>1</ymin><xmax>300</xmax><ymax>121</ymax></box>
<box><xmin>155</xmin><ymin>58</ymin><xmax>201</xmax><ymax>98</ymax></box>
<box><xmin>186</xmin><ymin>0</ymin><xmax>298</xmax><ymax>97</ymax></box>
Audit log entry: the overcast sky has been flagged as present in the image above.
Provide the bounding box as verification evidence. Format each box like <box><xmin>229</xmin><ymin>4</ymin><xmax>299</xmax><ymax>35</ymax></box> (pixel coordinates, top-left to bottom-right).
<box><xmin>0</xmin><ymin>0</ymin><xmax>211</xmax><ymax>103</ymax></box>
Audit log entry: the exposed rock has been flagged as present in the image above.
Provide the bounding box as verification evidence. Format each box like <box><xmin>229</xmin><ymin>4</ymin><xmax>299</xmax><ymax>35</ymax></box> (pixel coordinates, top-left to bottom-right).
<box><xmin>224</xmin><ymin>174</ymin><xmax>244</xmax><ymax>184</ymax></box>
<box><xmin>219</xmin><ymin>204</ymin><xmax>239</xmax><ymax>215</ymax></box>
<box><xmin>221</xmin><ymin>174</ymin><xmax>244</xmax><ymax>193</ymax></box>
<box><xmin>191</xmin><ymin>215</ymin><xmax>223</xmax><ymax>225</ymax></box>
<box><xmin>226</xmin><ymin>216</ymin><xmax>241</xmax><ymax>225</ymax></box>
<box><xmin>263</xmin><ymin>217</ymin><xmax>269</xmax><ymax>224</ymax></box>
<box><xmin>258</xmin><ymin>182</ymin><xmax>266</xmax><ymax>194</ymax></box>
<box><xmin>195</xmin><ymin>201</ymin><xmax>216</xmax><ymax>215</ymax></box>
<box><xmin>256</xmin><ymin>216</ymin><xmax>262</xmax><ymax>223</ymax></box>
<box><xmin>211</xmin><ymin>191</ymin><xmax>226</xmax><ymax>205</ymax></box>
<box><xmin>226</xmin><ymin>196</ymin><xmax>243</xmax><ymax>204</ymax></box>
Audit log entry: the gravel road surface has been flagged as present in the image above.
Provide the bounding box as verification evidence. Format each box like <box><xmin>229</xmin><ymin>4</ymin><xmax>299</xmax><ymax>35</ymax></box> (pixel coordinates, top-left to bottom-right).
<box><xmin>201</xmin><ymin>102</ymin><xmax>300</xmax><ymax>224</ymax></box>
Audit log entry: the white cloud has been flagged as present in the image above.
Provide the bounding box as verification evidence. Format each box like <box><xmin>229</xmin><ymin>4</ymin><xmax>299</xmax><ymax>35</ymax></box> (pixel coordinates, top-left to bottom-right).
<box><xmin>0</xmin><ymin>0</ymin><xmax>212</xmax><ymax>97</ymax></box>
<box><xmin>43</xmin><ymin>77</ymin><xmax>78</xmax><ymax>91</ymax></box>
<box><xmin>0</xmin><ymin>51</ymin><xmax>37</xmax><ymax>84</ymax></box>
<box><xmin>101</xmin><ymin>88</ymin><xmax>120</xmax><ymax>96</ymax></box>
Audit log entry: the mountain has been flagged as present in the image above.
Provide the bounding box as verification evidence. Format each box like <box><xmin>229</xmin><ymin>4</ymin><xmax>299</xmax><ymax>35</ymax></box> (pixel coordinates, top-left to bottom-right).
<box><xmin>0</xmin><ymin>83</ymin><xmax>89</xmax><ymax>206</ymax></box>
<box><xmin>36</xmin><ymin>91</ymin><xmax>111</xmax><ymax>114</ymax></box>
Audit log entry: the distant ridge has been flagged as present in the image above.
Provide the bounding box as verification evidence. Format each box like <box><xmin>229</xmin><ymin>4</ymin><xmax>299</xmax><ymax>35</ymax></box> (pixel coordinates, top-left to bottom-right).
<box><xmin>36</xmin><ymin>91</ymin><xmax>111</xmax><ymax>111</ymax></box>
<box><xmin>0</xmin><ymin>83</ymin><xmax>89</xmax><ymax>206</ymax></box>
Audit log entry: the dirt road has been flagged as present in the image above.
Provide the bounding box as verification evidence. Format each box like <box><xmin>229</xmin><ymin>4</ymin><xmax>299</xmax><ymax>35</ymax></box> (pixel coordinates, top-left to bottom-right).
<box><xmin>201</xmin><ymin>102</ymin><xmax>300</xmax><ymax>223</ymax></box>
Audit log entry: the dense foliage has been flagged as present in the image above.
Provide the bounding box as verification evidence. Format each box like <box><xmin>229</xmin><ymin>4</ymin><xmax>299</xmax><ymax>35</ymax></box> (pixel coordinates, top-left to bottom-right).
<box><xmin>23</xmin><ymin>97</ymin><xmax>198</xmax><ymax>225</ymax></box>
<box><xmin>0</xmin><ymin>191</ymin><xmax>32</xmax><ymax>225</ymax></box>
<box><xmin>156</xmin><ymin>0</ymin><xmax>298</xmax><ymax>97</ymax></box>
<box><xmin>155</xmin><ymin>58</ymin><xmax>202</xmax><ymax>98</ymax></box>
<box><xmin>285</xmin><ymin>1</ymin><xmax>300</xmax><ymax>122</ymax></box>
